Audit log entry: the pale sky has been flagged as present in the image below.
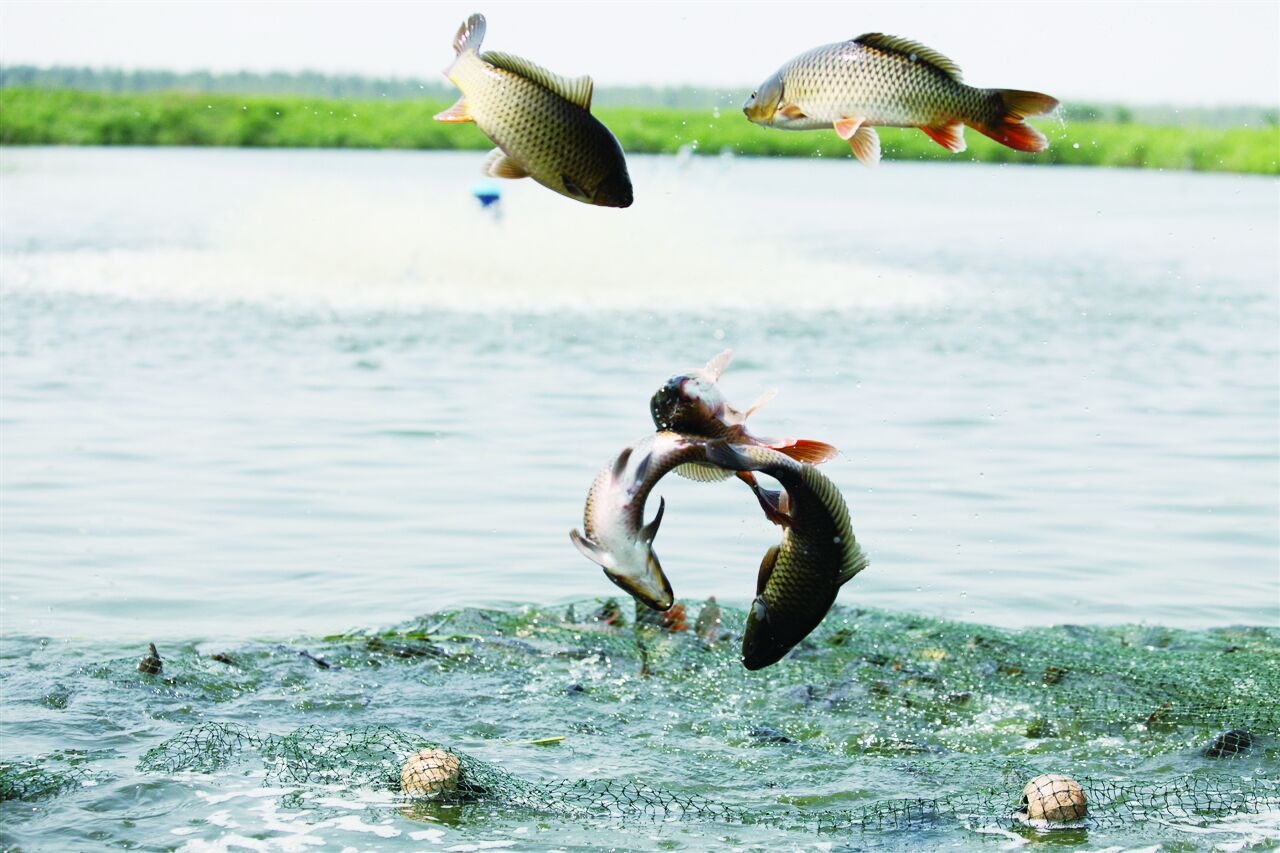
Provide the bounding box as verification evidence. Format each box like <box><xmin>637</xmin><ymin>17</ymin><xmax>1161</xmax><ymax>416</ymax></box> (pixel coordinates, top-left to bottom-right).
<box><xmin>2</xmin><ymin>1</ymin><xmax>1278</xmax><ymax>106</ymax></box>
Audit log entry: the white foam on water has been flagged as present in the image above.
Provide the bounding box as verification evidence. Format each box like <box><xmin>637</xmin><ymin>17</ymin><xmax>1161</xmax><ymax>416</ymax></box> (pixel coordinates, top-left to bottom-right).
<box><xmin>1</xmin><ymin>152</ymin><xmax>955</xmax><ymax>313</ymax></box>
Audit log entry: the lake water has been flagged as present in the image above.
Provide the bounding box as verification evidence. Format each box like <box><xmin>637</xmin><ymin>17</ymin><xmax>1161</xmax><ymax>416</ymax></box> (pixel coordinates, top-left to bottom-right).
<box><xmin>1</xmin><ymin>147</ymin><xmax>1277</xmax><ymax>850</ymax></box>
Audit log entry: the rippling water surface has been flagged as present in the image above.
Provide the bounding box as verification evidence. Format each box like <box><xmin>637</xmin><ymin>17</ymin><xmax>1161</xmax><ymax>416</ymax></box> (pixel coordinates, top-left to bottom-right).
<box><xmin>1</xmin><ymin>147</ymin><xmax>1277</xmax><ymax>850</ymax></box>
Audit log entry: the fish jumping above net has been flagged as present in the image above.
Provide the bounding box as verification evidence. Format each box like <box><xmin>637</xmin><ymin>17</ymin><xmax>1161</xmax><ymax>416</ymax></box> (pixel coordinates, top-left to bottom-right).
<box><xmin>743</xmin><ymin>33</ymin><xmax>1059</xmax><ymax>166</ymax></box>
<box><xmin>650</xmin><ymin>349</ymin><xmax>837</xmax><ymax>488</ymax></box>
<box><xmin>705</xmin><ymin>441</ymin><xmax>869</xmax><ymax>670</ymax></box>
<box><xmin>435</xmin><ymin>13</ymin><xmax>633</xmax><ymax>207</ymax></box>
<box><xmin>570</xmin><ymin>432</ymin><xmax>708</xmax><ymax>612</ymax></box>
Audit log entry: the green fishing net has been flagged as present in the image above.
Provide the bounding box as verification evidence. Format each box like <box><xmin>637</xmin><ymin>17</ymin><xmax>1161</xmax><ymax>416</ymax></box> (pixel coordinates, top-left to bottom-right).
<box><xmin>5</xmin><ymin>601</ymin><xmax>1277</xmax><ymax>843</ymax></box>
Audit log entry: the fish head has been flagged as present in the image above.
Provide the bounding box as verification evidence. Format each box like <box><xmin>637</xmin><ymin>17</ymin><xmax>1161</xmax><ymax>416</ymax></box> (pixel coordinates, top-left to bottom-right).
<box><xmin>741</xmin><ymin>595</ymin><xmax>790</xmax><ymax>670</ymax></box>
<box><xmin>743</xmin><ymin>72</ymin><xmax>785</xmax><ymax>126</ymax></box>
<box><xmin>570</xmin><ymin>502</ymin><xmax>674</xmax><ymax>612</ymax></box>
<box><xmin>588</xmin><ymin>165</ymin><xmax>634</xmax><ymax>208</ymax></box>
<box><xmin>650</xmin><ymin>373</ymin><xmax>728</xmax><ymax>432</ymax></box>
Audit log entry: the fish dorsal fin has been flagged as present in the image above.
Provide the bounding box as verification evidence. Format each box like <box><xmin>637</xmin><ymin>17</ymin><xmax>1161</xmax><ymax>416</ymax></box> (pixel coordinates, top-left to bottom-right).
<box><xmin>703</xmin><ymin>349</ymin><xmax>733</xmax><ymax>380</ymax></box>
<box><xmin>837</xmin><ymin>545</ymin><xmax>870</xmax><ymax>586</ymax></box>
<box><xmin>482</xmin><ymin>50</ymin><xmax>593</xmax><ymax>109</ymax></box>
<box><xmin>853</xmin><ymin>33</ymin><xmax>962</xmax><ymax>81</ymax></box>
<box><xmin>674</xmin><ymin>461</ymin><xmax>734</xmax><ymax>482</ymax></box>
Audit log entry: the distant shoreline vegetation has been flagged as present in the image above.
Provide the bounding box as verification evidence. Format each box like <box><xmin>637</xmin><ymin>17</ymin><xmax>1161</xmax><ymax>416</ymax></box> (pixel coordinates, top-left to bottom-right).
<box><xmin>2</xmin><ymin>88</ymin><xmax>1277</xmax><ymax>175</ymax></box>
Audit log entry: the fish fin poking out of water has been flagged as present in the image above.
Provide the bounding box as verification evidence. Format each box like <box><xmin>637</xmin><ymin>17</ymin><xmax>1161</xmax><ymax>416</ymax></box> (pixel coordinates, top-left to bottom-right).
<box><xmin>833</xmin><ymin>117</ymin><xmax>864</xmax><ymax>140</ymax></box>
<box><xmin>972</xmin><ymin>90</ymin><xmax>1059</xmax><ymax>153</ymax></box>
<box><xmin>847</xmin><ymin>126</ymin><xmax>881</xmax><ymax>166</ymax></box>
<box><xmin>434</xmin><ymin>97</ymin><xmax>474</xmax><ymax>123</ymax></box>
<box><xmin>482</xmin><ymin>148</ymin><xmax>530</xmax><ymax>179</ymax></box>
<box><xmin>570</xmin><ymin>529</ymin><xmax>611</xmax><ymax>569</ymax></box>
<box><xmin>920</xmin><ymin>121</ymin><xmax>966</xmax><ymax>153</ymax></box>
<box><xmin>482</xmin><ymin>51</ymin><xmax>594</xmax><ymax>111</ymax></box>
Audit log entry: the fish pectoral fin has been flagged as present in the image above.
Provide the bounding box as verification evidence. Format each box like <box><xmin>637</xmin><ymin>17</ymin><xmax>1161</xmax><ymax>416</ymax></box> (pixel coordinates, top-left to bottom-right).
<box><xmin>481</xmin><ymin>50</ymin><xmax>593</xmax><ymax>110</ymax></box>
<box><xmin>741</xmin><ymin>388</ymin><xmax>777</xmax><ymax>421</ymax></box>
<box><xmin>433</xmin><ymin>96</ymin><xmax>474</xmax><ymax>123</ymax></box>
<box><xmin>702</xmin><ymin>348</ymin><xmax>733</xmax><ymax>381</ymax></box>
<box><xmin>482</xmin><ymin>148</ymin><xmax>530</xmax><ymax>179</ymax></box>
<box><xmin>756</xmin><ymin>545</ymin><xmax>781</xmax><ymax>596</ymax></box>
<box><xmin>561</xmin><ymin>174</ymin><xmax>588</xmax><ymax>198</ymax></box>
<box><xmin>847</xmin><ymin>126</ymin><xmax>881</xmax><ymax>167</ymax></box>
<box><xmin>920</xmin><ymin>121</ymin><xmax>967</xmax><ymax>153</ymax></box>
<box><xmin>746</xmin><ymin>476</ymin><xmax>793</xmax><ymax>528</ymax></box>
<box><xmin>570</xmin><ymin>529</ymin><xmax>612</xmax><ymax>569</ymax></box>
<box><xmin>833</xmin><ymin>117</ymin><xmax>864</xmax><ymax>140</ymax></box>
<box><xmin>778</xmin><ymin>103</ymin><xmax>807</xmax><ymax>120</ymax></box>
<box><xmin>639</xmin><ymin>496</ymin><xmax>665</xmax><ymax>544</ymax></box>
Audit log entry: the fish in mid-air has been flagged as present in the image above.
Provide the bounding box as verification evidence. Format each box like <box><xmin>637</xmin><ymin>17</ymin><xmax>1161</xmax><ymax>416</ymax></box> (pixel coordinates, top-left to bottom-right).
<box><xmin>743</xmin><ymin>33</ymin><xmax>1058</xmax><ymax>166</ymax></box>
<box><xmin>436</xmin><ymin>13</ymin><xmax>633</xmax><ymax>207</ymax></box>
<box><xmin>650</xmin><ymin>349</ymin><xmax>837</xmax><ymax>486</ymax></box>
<box><xmin>570</xmin><ymin>432</ymin><xmax>711</xmax><ymax>611</ymax></box>
<box><xmin>705</xmin><ymin>441</ymin><xmax>868</xmax><ymax>670</ymax></box>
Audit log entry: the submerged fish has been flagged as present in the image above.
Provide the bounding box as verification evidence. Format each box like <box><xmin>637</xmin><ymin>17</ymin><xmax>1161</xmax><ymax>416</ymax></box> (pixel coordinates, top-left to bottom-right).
<box><xmin>436</xmin><ymin>13</ymin><xmax>633</xmax><ymax>207</ymax></box>
<box><xmin>650</xmin><ymin>349</ymin><xmax>837</xmax><ymax>485</ymax></box>
<box><xmin>705</xmin><ymin>442</ymin><xmax>868</xmax><ymax>670</ymax></box>
<box><xmin>571</xmin><ymin>432</ymin><xmax>711</xmax><ymax>611</ymax></box>
<box><xmin>743</xmin><ymin>33</ymin><xmax>1058</xmax><ymax>166</ymax></box>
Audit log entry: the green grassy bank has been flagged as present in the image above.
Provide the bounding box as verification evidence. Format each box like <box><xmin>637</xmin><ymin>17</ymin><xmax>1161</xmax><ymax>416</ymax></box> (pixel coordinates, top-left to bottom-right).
<box><xmin>2</xmin><ymin>88</ymin><xmax>1276</xmax><ymax>174</ymax></box>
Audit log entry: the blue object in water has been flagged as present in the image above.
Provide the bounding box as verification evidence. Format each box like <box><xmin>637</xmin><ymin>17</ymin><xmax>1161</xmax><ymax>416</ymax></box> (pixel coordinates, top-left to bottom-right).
<box><xmin>473</xmin><ymin>181</ymin><xmax>502</xmax><ymax>208</ymax></box>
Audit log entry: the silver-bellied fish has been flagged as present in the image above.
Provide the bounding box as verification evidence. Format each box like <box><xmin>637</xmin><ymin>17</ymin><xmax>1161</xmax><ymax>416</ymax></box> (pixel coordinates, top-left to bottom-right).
<box><xmin>744</xmin><ymin>33</ymin><xmax>1058</xmax><ymax>166</ymax></box>
<box><xmin>435</xmin><ymin>13</ymin><xmax>633</xmax><ymax>207</ymax></box>
<box><xmin>570</xmin><ymin>432</ymin><xmax>709</xmax><ymax>611</ymax></box>
<box><xmin>705</xmin><ymin>442</ymin><xmax>869</xmax><ymax>670</ymax></box>
<box><xmin>650</xmin><ymin>350</ymin><xmax>838</xmax><ymax>484</ymax></box>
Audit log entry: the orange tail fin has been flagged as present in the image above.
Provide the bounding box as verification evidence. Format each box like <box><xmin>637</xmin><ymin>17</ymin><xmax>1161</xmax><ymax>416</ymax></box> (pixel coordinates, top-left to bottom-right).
<box><xmin>770</xmin><ymin>438</ymin><xmax>838</xmax><ymax>465</ymax></box>
<box><xmin>972</xmin><ymin>90</ymin><xmax>1059</xmax><ymax>153</ymax></box>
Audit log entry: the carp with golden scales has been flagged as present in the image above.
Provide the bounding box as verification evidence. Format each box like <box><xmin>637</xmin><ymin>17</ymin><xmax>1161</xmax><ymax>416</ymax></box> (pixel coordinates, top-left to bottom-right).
<box><xmin>744</xmin><ymin>33</ymin><xmax>1058</xmax><ymax>166</ymax></box>
<box><xmin>705</xmin><ymin>441</ymin><xmax>869</xmax><ymax>670</ymax></box>
<box><xmin>436</xmin><ymin>13</ymin><xmax>633</xmax><ymax>207</ymax></box>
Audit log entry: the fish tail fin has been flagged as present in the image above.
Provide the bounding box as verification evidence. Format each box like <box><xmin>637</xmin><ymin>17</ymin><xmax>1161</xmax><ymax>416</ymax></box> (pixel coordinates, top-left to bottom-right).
<box><xmin>772</xmin><ymin>439</ymin><xmax>838</xmax><ymax>465</ymax></box>
<box><xmin>453</xmin><ymin>13</ymin><xmax>486</xmax><ymax>55</ymax></box>
<box><xmin>971</xmin><ymin>89</ymin><xmax>1059</xmax><ymax>153</ymax></box>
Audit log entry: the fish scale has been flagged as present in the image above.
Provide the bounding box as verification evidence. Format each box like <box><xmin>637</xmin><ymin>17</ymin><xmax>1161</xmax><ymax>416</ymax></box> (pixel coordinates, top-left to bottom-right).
<box><xmin>438</xmin><ymin>14</ymin><xmax>632</xmax><ymax>207</ymax></box>
<box><xmin>780</xmin><ymin>41</ymin><xmax>991</xmax><ymax>128</ymax></box>
<box><xmin>706</xmin><ymin>443</ymin><xmax>868</xmax><ymax>670</ymax></box>
<box><xmin>744</xmin><ymin>33</ymin><xmax>1058</xmax><ymax>163</ymax></box>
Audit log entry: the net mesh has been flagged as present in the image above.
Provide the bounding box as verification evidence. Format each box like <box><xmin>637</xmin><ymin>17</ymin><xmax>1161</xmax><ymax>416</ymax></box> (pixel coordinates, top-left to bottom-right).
<box><xmin>5</xmin><ymin>600</ymin><xmax>1277</xmax><ymax>843</ymax></box>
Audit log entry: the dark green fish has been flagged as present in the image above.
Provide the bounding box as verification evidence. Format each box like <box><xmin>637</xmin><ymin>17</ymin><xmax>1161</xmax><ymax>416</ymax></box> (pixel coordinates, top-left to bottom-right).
<box><xmin>705</xmin><ymin>442</ymin><xmax>868</xmax><ymax>670</ymax></box>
